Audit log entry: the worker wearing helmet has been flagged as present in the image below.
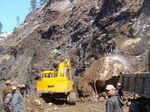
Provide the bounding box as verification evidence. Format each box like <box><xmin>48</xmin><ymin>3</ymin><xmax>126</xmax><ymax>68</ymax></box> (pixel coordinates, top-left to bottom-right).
<box><xmin>116</xmin><ymin>82</ymin><xmax>123</xmax><ymax>100</ymax></box>
<box><xmin>2</xmin><ymin>80</ymin><xmax>12</xmax><ymax>102</ymax></box>
<box><xmin>105</xmin><ymin>84</ymin><xmax>123</xmax><ymax>112</ymax></box>
<box><xmin>19</xmin><ymin>84</ymin><xmax>26</xmax><ymax>97</ymax></box>
<box><xmin>11</xmin><ymin>85</ymin><xmax>25</xmax><ymax>112</ymax></box>
<box><xmin>3</xmin><ymin>84</ymin><xmax>13</xmax><ymax>112</ymax></box>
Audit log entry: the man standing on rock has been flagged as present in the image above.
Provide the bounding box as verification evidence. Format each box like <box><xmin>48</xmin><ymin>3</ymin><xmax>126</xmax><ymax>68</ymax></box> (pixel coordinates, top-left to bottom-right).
<box><xmin>25</xmin><ymin>81</ymin><xmax>31</xmax><ymax>96</ymax></box>
<box><xmin>105</xmin><ymin>84</ymin><xmax>123</xmax><ymax>112</ymax></box>
<box><xmin>3</xmin><ymin>86</ymin><xmax>12</xmax><ymax>112</ymax></box>
<box><xmin>2</xmin><ymin>80</ymin><xmax>12</xmax><ymax>102</ymax></box>
<box><xmin>11</xmin><ymin>86</ymin><xmax>25</xmax><ymax>112</ymax></box>
<box><xmin>2</xmin><ymin>80</ymin><xmax>12</xmax><ymax>112</ymax></box>
<box><xmin>116</xmin><ymin>82</ymin><xmax>123</xmax><ymax>100</ymax></box>
<box><xmin>19</xmin><ymin>84</ymin><xmax>26</xmax><ymax>97</ymax></box>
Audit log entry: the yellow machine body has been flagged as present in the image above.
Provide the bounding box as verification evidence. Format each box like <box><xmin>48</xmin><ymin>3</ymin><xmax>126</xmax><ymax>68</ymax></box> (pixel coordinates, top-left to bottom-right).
<box><xmin>36</xmin><ymin>59</ymin><xmax>73</xmax><ymax>93</ymax></box>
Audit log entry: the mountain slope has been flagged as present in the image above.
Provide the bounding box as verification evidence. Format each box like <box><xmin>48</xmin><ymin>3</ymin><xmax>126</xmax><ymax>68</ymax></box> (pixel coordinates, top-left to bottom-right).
<box><xmin>0</xmin><ymin>0</ymin><xmax>150</xmax><ymax>95</ymax></box>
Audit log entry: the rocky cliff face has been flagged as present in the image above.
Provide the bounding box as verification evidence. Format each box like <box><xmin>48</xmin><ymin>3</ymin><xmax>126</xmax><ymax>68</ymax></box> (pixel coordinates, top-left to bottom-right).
<box><xmin>0</xmin><ymin>0</ymin><xmax>150</xmax><ymax>94</ymax></box>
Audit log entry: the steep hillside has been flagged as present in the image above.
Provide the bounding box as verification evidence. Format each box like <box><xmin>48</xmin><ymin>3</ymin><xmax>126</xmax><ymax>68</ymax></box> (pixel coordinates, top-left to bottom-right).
<box><xmin>0</xmin><ymin>0</ymin><xmax>150</xmax><ymax>95</ymax></box>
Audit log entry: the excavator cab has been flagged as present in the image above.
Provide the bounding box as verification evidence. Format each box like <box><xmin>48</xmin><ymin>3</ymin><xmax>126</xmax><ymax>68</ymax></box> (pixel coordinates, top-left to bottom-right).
<box><xmin>36</xmin><ymin>59</ymin><xmax>76</xmax><ymax>103</ymax></box>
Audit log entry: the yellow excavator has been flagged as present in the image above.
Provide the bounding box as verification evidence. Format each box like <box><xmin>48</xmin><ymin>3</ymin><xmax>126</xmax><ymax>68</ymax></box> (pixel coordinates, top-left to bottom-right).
<box><xmin>36</xmin><ymin>59</ymin><xmax>77</xmax><ymax>103</ymax></box>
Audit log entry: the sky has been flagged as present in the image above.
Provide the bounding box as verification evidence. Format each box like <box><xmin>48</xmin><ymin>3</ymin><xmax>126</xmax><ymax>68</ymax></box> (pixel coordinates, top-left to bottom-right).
<box><xmin>0</xmin><ymin>0</ymin><xmax>31</xmax><ymax>33</ymax></box>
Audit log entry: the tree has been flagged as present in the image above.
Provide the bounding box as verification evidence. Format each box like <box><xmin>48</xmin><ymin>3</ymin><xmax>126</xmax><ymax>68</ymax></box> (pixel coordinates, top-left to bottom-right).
<box><xmin>40</xmin><ymin>0</ymin><xmax>50</xmax><ymax>5</ymax></box>
<box><xmin>16</xmin><ymin>16</ymin><xmax>20</xmax><ymax>26</ymax></box>
<box><xmin>0</xmin><ymin>22</ymin><xmax>3</xmax><ymax>34</ymax></box>
<box><xmin>31</xmin><ymin>0</ymin><xmax>37</xmax><ymax>11</ymax></box>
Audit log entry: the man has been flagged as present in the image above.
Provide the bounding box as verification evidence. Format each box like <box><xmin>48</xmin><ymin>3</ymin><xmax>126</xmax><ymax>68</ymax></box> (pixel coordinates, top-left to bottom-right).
<box><xmin>105</xmin><ymin>84</ymin><xmax>123</xmax><ymax>112</ymax></box>
<box><xmin>116</xmin><ymin>82</ymin><xmax>123</xmax><ymax>99</ymax></box>
<box><xmin>25</xmin><ymin>81</ymin><xmax>31</xmax><ymax>95</ymax></box>
<box><xmin>2</xmin><ymin>80</ymin><xmax>12</xmax><ymax>103</ymax></box>
<box><xmin>11</xmin><ymin>86</ymin><xmax>25</xmax><ymax>112</ymax></box>
<box><xmin>19</xmin><ymin>84</ymin><xmax>26</xmax><ymax>97</ymax></box>
<box><xmin>3</xmin><ymin>86</ymin><xmax>12</xmax><ymax>112</ymax></box>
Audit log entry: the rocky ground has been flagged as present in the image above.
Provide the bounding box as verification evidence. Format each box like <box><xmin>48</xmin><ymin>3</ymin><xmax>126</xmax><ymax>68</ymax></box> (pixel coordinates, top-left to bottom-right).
<box><xmin>25</xmin><ymin>91</ymin><xmax>150</xmax><ymax>112</ymax></box>
<box><xmin>26</xmin><ymin>93</ymin><xmax>129</xmax><ymax>112</ymax></box>
<box><xmin>0</xmin><ymin>0</ymin><xmax>149</xmax><ymax>95</ymax></box>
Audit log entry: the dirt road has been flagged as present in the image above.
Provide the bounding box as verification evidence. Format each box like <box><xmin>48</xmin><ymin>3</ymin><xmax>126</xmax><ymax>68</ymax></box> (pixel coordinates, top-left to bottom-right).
<box><xmin>26</xmin><ymin>94</ymin><xmax>129</xmax><ymax>112</ymax></box>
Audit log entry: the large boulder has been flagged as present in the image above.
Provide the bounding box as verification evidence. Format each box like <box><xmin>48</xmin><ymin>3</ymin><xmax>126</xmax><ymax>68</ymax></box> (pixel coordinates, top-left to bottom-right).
<box><xmin>77</xmin><ymin>55</ymin><xmax>130</xmax><ymax>96</ymax></box>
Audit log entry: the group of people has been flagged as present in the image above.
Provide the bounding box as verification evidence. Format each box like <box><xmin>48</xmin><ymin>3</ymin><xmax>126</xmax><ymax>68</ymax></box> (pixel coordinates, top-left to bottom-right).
<box><xmin>105</xmin><ymin>82</ymin><xmax>124</xmax><ymax>112</ymax></box>
<box><xmin>2</xmin><ymin>80</ymin><xmax>27</xmax><ymax>112</ymax></box>
<box><xmin>1</xmin><ymin>79</ymin><xmax>129</xmax><ymax>112</ymax></box>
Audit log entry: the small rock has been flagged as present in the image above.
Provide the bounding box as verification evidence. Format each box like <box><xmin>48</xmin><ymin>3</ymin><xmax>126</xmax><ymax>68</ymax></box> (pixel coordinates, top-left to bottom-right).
<box><xmin>54</xmin><ymin>107</ymin><xmax>58</xmax><ymax>111</ymax></box>
<box><xmin>99</xmin><ymin>97</ymin><xmax>105</xmax><ymax>102</ymax></box>
<box><xmin>34</xmin><ymin>99</ymin><xmax>41</xmax><ymax>106</ymax></box>
<box><xmin>48</xmin><ymin>102</ymin><xmax>53</xmax><ymax>106</ymax></box>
